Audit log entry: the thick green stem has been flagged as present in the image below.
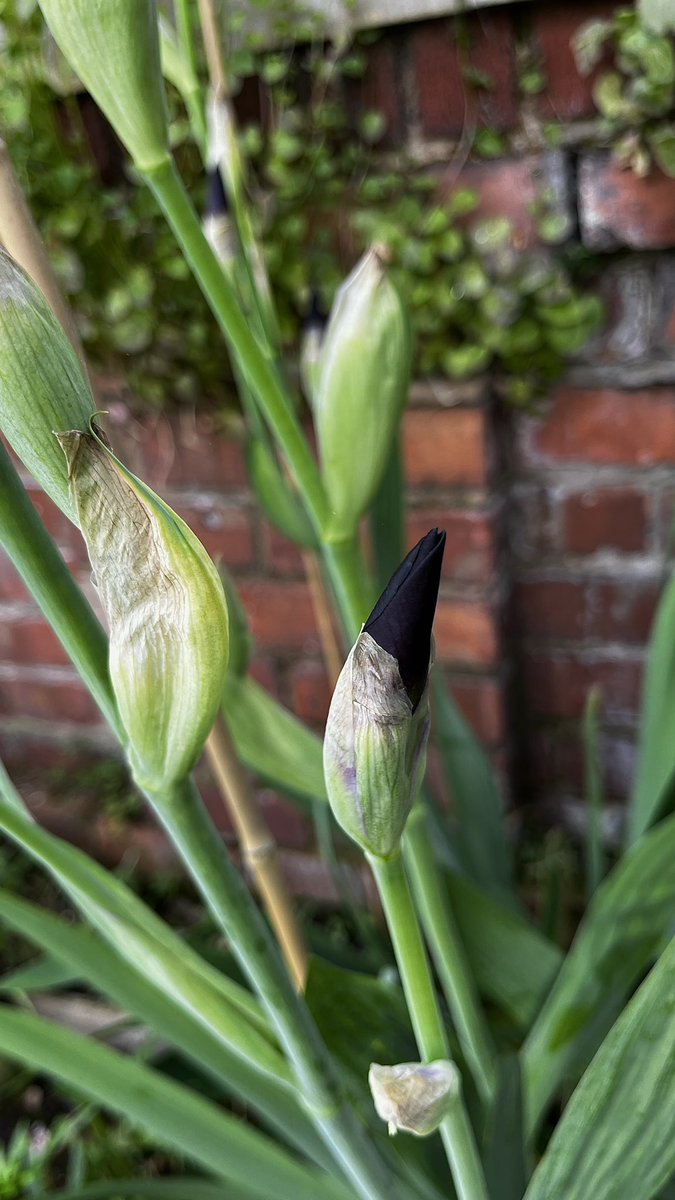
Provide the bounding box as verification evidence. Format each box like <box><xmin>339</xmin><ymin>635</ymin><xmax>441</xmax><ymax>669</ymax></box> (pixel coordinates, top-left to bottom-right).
<box><xmin>142</xmin><ymin>158</ymin><xmax>330</xmax><ymax>533</ymax></box>
<box><xmin>151</xmin><ymin>776</ymin><xmax>414</xmax><ymax>1200</ymax></box>
<box><xmin>0</xmin><ymin>442</ymin><xmax>120</xmax><ymax>738</ymax></box>
<box><xmin>368</xmin><ymin>850</ymin><xmax>490</xmax><ymax>1200</ymax></box>
<box><xmin>404</xmin><ymin>806</ymin><xmax>497</xmax><ymax>1107</ymax></box>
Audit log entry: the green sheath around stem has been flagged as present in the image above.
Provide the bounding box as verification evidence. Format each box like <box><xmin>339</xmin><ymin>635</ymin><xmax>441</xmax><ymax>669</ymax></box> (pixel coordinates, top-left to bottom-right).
<box><xmin>0</xmin><ymin>440</ymin><xmax>120</xmax><ymax>738</ymax></box>
<box><xmin>152</xmin><ymin>776</ymin><xmax>416</xmax><ymax>1200</ymax></box>
<box><xmin>368</xmin><ymin>850</ymin><xmax>490</xmax><ymax>1200</ymax></box>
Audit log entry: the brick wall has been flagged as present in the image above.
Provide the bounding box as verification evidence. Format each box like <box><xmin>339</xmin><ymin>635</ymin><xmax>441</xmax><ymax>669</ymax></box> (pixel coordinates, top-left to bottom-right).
<box><xmin>2</xmin><ymin>0</ymin><xmax>675</xmax><ymax>868</ymax></box>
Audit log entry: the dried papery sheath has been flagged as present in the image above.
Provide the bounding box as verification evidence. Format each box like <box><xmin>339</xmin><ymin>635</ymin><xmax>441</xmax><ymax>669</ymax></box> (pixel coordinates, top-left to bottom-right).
<box><xmin>57</xmin><ymin>428</ymin><xmax>229</xmax><ymax>792</ymax></box>
<box><xmin>368</xmin><ymin>1061</ymin><xmax>459</xmax><ymax>1137</ymax></box>
<box><xmin>323</xmin><ymin>530</ymin><xmax>445</xmax><ymax>857</ymax></box>
<box><xmin>38</xmin><ymin>0</ymin><xmax>169</xmax><ymax>172</ymax></box>
<box><xmin>314</xmin><ymin>245</ymin><xmax>411</xmax><ymax>541</ymax></box>
<box><xmin>0</xmin><ymin>250</ymin><xmax>94</xmax><ymax>522</ymax></box>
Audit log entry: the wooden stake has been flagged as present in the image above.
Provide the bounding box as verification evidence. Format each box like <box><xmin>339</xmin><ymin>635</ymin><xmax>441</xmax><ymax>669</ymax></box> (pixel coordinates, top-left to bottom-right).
<box><xmin>206</xmin><ymin>717</ymin><xmax>308</xmax><ymax>991</ymax></box>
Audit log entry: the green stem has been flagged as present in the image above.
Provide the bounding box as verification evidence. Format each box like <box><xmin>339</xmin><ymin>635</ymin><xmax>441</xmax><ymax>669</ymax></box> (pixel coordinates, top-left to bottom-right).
<box><xmin>322</xmin><ymin>535</ymin><xmax>374</xmax><ymax>643</ymax></box>
<box><xmin>142</xmin><ymin>157</ymin><xmax>330</xmax><ymax>532</ymax></box>
<box><xmin>404</xmin><ymin>806</ymin><xmax>497</xmax><ymax>1107</ymax></box>
<box><xmin>368</xmin><ymin>850</ymin><xmax>490</xmax><ymax>1200</ymax></box>
<box><xmin>151</xmin><ymin>776</ymin><xmax>414</xmax><ymax>1200</ymax></box>
<box><xmin>0</xmin><ymin>441</ymin><xmax>120</xmax><ymax>738</ymax></box>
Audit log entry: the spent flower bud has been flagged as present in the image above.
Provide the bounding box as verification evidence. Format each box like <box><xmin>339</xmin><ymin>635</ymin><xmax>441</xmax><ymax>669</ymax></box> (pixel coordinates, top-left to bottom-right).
<box><xmin>369</xmin><ymin>1061</ymin><xmax>459</xmax><ymax>1137</ymax></box>
<box><xmin>38</xmin><ymin>0</ymin><xmax>169</xmax><ymax>172</ymax></box>
<box><xmin>0</xmin><ymin>250</ymin><xmax>94</xmax><ymax>522</ymax></box>
<box><xmin>314</xmin><ymin>246</ymin><xmax>411</xmax><ymax>541</ymax></box>
<box><xmin>57</xmin><ymin>427</ymin><xmax>229</xmax><ymax>792</ymax></box>
<box><xmin>323</xmin><ymin>530</ymin><xmax>445</xmax><ymax>857</ymax></box>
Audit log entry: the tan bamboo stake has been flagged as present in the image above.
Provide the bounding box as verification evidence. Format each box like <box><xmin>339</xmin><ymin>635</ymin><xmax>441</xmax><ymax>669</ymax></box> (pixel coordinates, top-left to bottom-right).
<box><xmin>197</xmin><ymin>0</ymin><xmax>227</xmax><ymax>97</ymax></box>
<box><xmin>0</xmin><ymin>136</ymin><xmax>87</xmax><ymax>371</ymax></box>
<box><xmin>206</xmin><ymin>718</ymin><xmax>308</xmax><ymax>990</ymax></box>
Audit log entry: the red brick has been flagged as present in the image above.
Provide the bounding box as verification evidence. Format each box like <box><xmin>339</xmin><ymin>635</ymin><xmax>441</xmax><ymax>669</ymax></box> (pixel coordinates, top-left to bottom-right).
<box><xmin>108</xmin><ymin>409</ymin><xmax>248</xmax><ymax>491</ymax></box>
<box><xmin>524</xmin><ymin>653</ymin><xmax>642</xmax><ymax>721</ymax></box>
<box><xmin>434</xmin><ymin>599</ymin><xmax>498</xmax><ymax>666</ymax></box>
<box><xmin>407</xmin><ymin>509</ymin><xmax>494</xmax><ymax>585</ymax></box>
<box><xmin>529</xmin><ymin>386</ymin><xmax>675</xmax><ymax>465</ymax></box>
<box><xmin>0</xmin><ymin>672</ymin><xmax>102</xmax><ymax>724</ymax></box>
<box><xmin>448</xmin><ymin>673</ymin><xmax>505</xmax><ymax>744</ymax></box>
<box><xmin>467</xmin><ymin>9</ymin><xmax>518</xmax><ymax>131</ymax></box>
<box><xmin>359</xmin><ymin>33</ymin><xmax>404</xmax><ymax>145</ymax></box>
<box><xmin>579</xmin><ymin>155</ymin><xmax>675</xmax><ymax>250</ymax></box>
<box><xmin>236</xmin><ymin>580</ymin><xmax>319</xmax><ymax>652</ymax></box>
<box><xmin>509</xmin><ymin>484</ymin><xmax>558</xmax><ymax>563</ymax></box>
<box><xmin>258</xmin><ymin>790</ymin><xmax>313</xmax><ymax>851</ymax></box>
<box><xmin>562</xmin><ymin>488</ymin><xmax>648</xmax><ymax>555</ymax></box>
<box><xmin>261</xmin><ymin>521</ymin><xmax>305</xmax><ymax>576</ymax></box>
<box><xmin>172</xmin><ymin>497</ymin><xmax>256</xmax><ymax>568</ymax></box>
<box><xmin>412</xmin><ymin>19</ymin><xmax>464</xmax><ymax>139</ymax></box>
<box><xmin>442</xmin><ymin>156</ymin><xmax>569</xmax><ymax>250</ymax></box>
<box><xmin>0</xmin><ymin>553</ymin><xmax>28</xmax><ymax>602</ymax></box>
<box><xmin>514</xmin><ymin>579</ymin><xmax>586</xmax><ymax>640</ymax></box>
<box><xmin>288</xmin><ymin>660</ymin><xmax>332</xmax><ymax>727</ymax></box>
<box><xmin>403</xmin><ymin>408</ymin><xmax>489</xmax><ymax>487</ymax></box>
<box><xmin>0</xmin><ymin>618</ymin><xmax>69</xmax><ymax>667</ymax></box>
<box><xmin>533</xmin><ymin>2</ymin><xmax>618</xmax><ymax>122</ymax></box>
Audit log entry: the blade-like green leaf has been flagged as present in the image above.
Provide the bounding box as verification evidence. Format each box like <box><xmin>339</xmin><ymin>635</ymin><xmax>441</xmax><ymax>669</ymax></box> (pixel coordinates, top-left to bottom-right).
<box><xmin>524</xmin><ymin>937</ymin><xmax>675</xmax><ymax>1200</ymax></box>
<box><xmin>447</xmin><ymin>871</ymin><xmax>562</xmax><ymax>1029</ymax></box>
<box><xmin>49</xmin><ymin>1182</ymin><xmax>254</xmax><ymax>1200</ymax></box>
<box><xmin>0</xmin><ymin>789</ymin><xmax>281</xmax><ymax>1074</ymax></box>
<box><xmin>0</xmin><ymin>1007</ymin><xmax>350</xmax><ymax>1200</ymax></box>
<box><xmin>0</xmin><ymin>953</ymin><xmax>78</xmax><ymax>993</ymax></box>
<box><xmin>523</xmin><ymin>810</ymin><xmax>675</xmax><ymax>1137</ymax></box>
<box><xmin>432</xmin><ymin>675</ymin><xmax>515</xmax><ymax>905</ymax></box>
<box><xmin>484</xmin><ymin>1056</ymin><xmax>526</xmax><ymax>1200</ymax></box>
<box><xmin>582</xmin><ymin>685</ymin><xmax>605</xmax><ymax>898</ymax></box>
<box><xmin>0</xmin><ymin>888</ymin><xmax>329</xmax><ymax>1168</ymax></box>
<box><xmin>223</xmin><ymin>675</ymin><xmax>326</xmax><ymax>806</ymax></box>
<box><xmin>627</xmin><ymin>574</ymin><xmax>675</xmax><ymax>845</ymax></box>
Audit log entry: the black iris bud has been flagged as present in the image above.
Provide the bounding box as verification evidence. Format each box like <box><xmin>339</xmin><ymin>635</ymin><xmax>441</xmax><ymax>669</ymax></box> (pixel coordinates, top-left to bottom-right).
<box><xmin>364</xmin><ymin>528</ymin><xmax>446</xmax><ymax>710</ymax></box>
<box><xmin>205</xmin><ymin>167</ymin><xmax>229</xmax><ymax>218</ymax></box>
<box><xmin>303</xmin><ymin>289</ymin><xmax>327</xmax><ymax>335</ymax></box>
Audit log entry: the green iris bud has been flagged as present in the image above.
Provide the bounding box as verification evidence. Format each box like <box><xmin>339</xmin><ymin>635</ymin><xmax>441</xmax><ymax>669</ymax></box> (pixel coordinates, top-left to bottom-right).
<box><xmin>369</xmin><ymin>1061</ymin><xmax>459</xmax><ymax>1137</ymax></box>
<box><xmin>314</xmin><ymin>246</ymin><xmax>411</xmax><ymax>541</ymax></box>
<box><xmin>323</xmin><ymin>530</ymin><xmax>445</xmax><ymax>858</ymax></box>
<box><xmin>0</xmin><ymin>250</ymin><xmax>94</xmax><ymax>522</ymax></box>
<box><xmin>57</xmin><ymin>427</ymin><xmax>229</xmax><ymax>792</ymax></box>
<box><xmin>38</xmin><ymin>0</ymin><xmax>170</xmax><ymax>172</ymax></box>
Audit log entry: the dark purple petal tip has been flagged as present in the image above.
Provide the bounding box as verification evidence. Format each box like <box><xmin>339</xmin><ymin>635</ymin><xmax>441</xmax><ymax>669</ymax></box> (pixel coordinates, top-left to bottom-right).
<box><xmin>364</xmin><ymin>528</ymin><xmax>446</xmax><ymax>709</ymax></box>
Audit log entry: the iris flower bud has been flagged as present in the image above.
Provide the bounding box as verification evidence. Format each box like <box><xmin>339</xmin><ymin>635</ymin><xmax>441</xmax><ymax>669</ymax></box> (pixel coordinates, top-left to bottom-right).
<box><xmin>203</xmin><ymin>167</ymin><xmax>237</xmax><ymax>272</ymax></box>
<box><xmin>299</xmin><ymin>291</ymin><xmax>327</xmax><ymax>407</ymax></box>
<box><xmin>369</xmin><ymin>1061</ymin><xmax>459</xmax><ymax>1137</ymax></box>
<box><xmin>57</xmin><ymin>426</ymin><xmax>229</xmax><ymax>793</ymax></box>
<box><xmin>323</xmin><ymin>529</ymin><xmax>445</xmax><ymax>858</ymax></box>
<box><xmin>38</xmin><ymin>0</ymin><xmax>170</xmax><ymax>172</ymax></box>
<box><xmin>314</xmin><ymin>246</ymin><xmax>411</xmax><ymax>541</ymax></box>
<box><xmin>0</xmin><ymin>250</ymin><xmax>94</xmax><ymax>522</ymax></box>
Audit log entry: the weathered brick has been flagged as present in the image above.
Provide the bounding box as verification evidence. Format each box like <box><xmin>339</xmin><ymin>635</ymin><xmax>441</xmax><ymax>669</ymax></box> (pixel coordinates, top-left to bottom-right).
<box><xmin>260</xmin><ymin>521</ymin><xmax>305</xmax><ymax>577</ymax></box>
<box><xmin>288</xmin><ymin>659</ymin><xmax>332</xmax><ymax>727</ymax></box>
<box><xmin>171</xmin><ymin>496</ymin><xmax>256</xmax><ymax>568</ymax></box>
<box><xmin>562</xmin><ymin>487</ymin><xmax>648</xmax><ymax>555</ymax></box>
<box><xmin>403</xmin><ymin>407</ymin><xmax>489</xmax><ymax>486</ymax></box>
<box><xmin>357</xmin><ymin>32</ymin><xmax>404</xmax><ymax>145</ymax></box>
<box><xmin>434</xmin><ymin>599</ymin><xmax>498</xmax><ymax>666</ymax></box>
<box><xmin>514</xmin><ymin>579</ymin><xmax>587</xmax><ymax>640</ymax></box>
<box><xmin>579</xmin><ymin>154</ymin><xmax>675</xmax><ymax>250</ymax></box>
<box><xmin>508</xmin><ymin>483</ymin><xmax>558</xmax><ymax>563</ymax></box>
<box><xmin>588</xmin><ymin>579</ymin><xmax>659</xmax><ymax>643</ymax></box>
<box><xmin>407</xmin><ymin>508</ymin><xmax>494</xmax><ymax>584</ymax></box>
<box><xmin>448</xmin><ymin>673</ymin><xmax>505</xmax><ymax>744</ymax></box>
<box><xmin>412</xmin><ymin>19</ymin><xmax>464</xmax><ymax>138</ymax></box>
<box><xmin>441</xmin><ymin>154</ymin><xmax>572</xmax><ymax>250</ymax></box>
<box><xmin>109</xmin><ymin>409</ymin><xmax>248</xmax><ymax>492</ymax></box>
<box><xmin>532</xmin><ymin>1</ymin><xmax>617</xmax><ymax>122</ymax></box>
<box><xmin>236</xmin><ymin>579</ymin><xmax>319</xmax><ymax>651</ymax></box>
<box><xmin>0</xmin><ymin>553</ymin><xmax>28</xmax><ymax>602</ymax></box>
<box><xmin>524</xmin><ymin>652</ymin><xmax>643</xmax><ymax>721</ymax></box>
<box><xmin>258</xmin><ymin>791</ymin><xmax>313</xmax><ymax>851</ymax></box>
<box><xmin>0</xmin><ymin>671</ymin><xmax>103</xmax><ymax>725</ymax></box>
<box><xmin>528</xmin><ymin>386</ymin><xmax>675</xmax><ymax>465</ymax></box>
<box><xmin>0</xmin><ymin>617</ymin><xmax>69</xmax><ymax>667</ymax></box>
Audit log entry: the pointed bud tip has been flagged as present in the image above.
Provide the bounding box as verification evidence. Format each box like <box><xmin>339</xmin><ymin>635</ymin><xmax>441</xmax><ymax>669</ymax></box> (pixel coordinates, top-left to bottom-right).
<box><xmin>364</xmin><ymin>528</ymin><xmax>446</xmax><ymax>709</ymax></box>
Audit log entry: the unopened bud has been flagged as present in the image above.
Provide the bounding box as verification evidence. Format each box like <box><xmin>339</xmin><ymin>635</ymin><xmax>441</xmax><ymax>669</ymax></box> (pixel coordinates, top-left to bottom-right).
<box><xmin>323</xmin><ymin>530</ymin><xmax>445</xmax><ymax>858</ymax></box>
<box><xmin>38</xmin><ymin>0</ymin><xmax>169</xmax><ymax>172</ymax></box>
<box><xmin>299</xmin><ymin>291</ymin><xmax>327</xmax><ymax>407</ymax></box>
<box><xmin>0</xmin><ymin>250</ymin><xmax>94</xmax><ymax>522</ymax></box>
<box><xmin>369</xmin><ymin>1061</ymin><xmax>459</xmax><ymax>1137</ymax></box>
<box><xmin>314</xmin><ymin>246</ymin><xmax>411</xmax><ymax>540</ymax></box>
<box><xmin>57</xmin><ymin>427</ymin><xmax>229</xmax><ymax>792</ymax></box>
<box><xmin>203</xmin><ymin>168</ymin><xmax>237</xmax><ymax>271</ymax></box>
